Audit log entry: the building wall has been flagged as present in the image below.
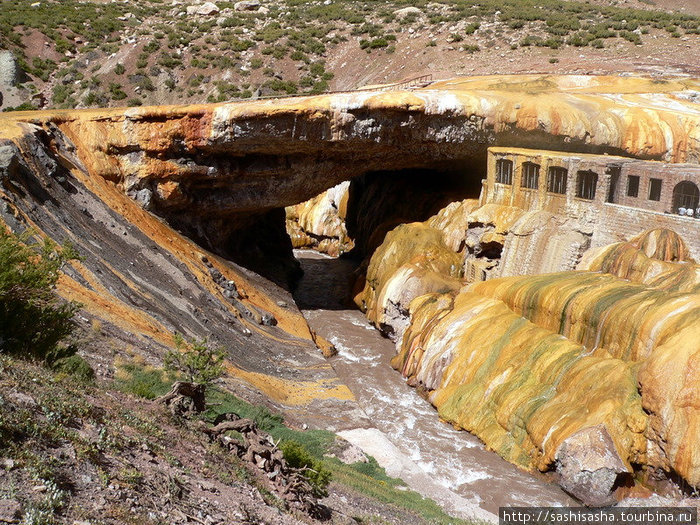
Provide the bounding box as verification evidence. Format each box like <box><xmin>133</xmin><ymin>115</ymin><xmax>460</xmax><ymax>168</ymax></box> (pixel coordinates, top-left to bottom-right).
<box><xmin>483</xmin><ymin>147</ymin><xmax>700</xmax><ymax>262</ymax></box>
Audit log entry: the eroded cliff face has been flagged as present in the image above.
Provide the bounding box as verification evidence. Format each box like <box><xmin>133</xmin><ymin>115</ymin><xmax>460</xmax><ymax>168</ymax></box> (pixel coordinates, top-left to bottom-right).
<box><xmin>0</xmin><ymin>119</ymin><xmax>358</xmax><ymax>430</ymax></box>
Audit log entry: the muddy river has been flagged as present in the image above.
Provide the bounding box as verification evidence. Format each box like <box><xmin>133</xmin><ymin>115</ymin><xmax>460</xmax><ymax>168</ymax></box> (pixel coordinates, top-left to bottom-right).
<box><xmin>292</xmin><ymin>250</ymin><xmax>575</xmax><ymax>522</ymax></box>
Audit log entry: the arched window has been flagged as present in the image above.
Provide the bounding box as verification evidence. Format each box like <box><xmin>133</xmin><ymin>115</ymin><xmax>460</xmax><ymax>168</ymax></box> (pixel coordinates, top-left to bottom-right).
<box><xmin>547</xmin><ymin>166</ymin><xmax>568</xmax><ymax>194</ymax></box>
<box><xmin>576</xmin><ymin>170</ymin><xmax>598</xmax><ymax>200</ymax></box>
<box><xmin>496</xmin><ymin>159</ymin><xmax>513</xmax><ymax>185</ymax></box>
<box><xmin>521</xmin><ymin>162</ymin><xmax>540</xmax><ymax>189</ymax></box>
<box><xmin>672</xmin><ymin>181</ymin><xmax>699</xmax><ymax>212</ymax></box>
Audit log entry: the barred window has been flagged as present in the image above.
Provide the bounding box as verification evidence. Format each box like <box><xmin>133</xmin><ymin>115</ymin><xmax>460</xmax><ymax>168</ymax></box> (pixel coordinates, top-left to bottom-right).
<box><xmin>496</xmin><ymin>159</ymin><xmax>513</xmax><ymax>185</ymax></box>
<box><xmin>521</xmin><ymin>162</ymin><xmax>540</xmax><ymax>189</ymax></box>
<box><xmin>673</xmin><ymin>181</ymin><xmax>699</xmax><ymax>211</ymax></box>
<box><xmin>547</xmin><ymin>166</ymin><xmax>568</xmax><ymax>194</ymax></box>
<box><xmin>576</xmin><ymin>170</ymin><xmax>598</xmax><ymax>200</ymax></box>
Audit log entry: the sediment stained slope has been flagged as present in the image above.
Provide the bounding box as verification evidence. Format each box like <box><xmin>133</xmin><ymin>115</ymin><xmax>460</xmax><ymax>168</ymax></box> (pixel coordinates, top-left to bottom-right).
<box><xmin>0</xmin><ymin>119</ymin><xmax>358</xmax><ymax>429</ymax></box>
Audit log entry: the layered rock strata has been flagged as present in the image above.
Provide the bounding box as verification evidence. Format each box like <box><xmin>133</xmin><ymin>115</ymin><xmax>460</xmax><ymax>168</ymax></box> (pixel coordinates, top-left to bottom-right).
<box><xmin>0</xmin><ymin>120</ymin><xmax>359</xmax><ymax>429</ymax></box>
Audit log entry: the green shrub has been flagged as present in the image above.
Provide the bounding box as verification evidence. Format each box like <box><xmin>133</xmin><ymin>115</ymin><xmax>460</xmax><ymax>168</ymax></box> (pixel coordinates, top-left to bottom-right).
<box><xmin>0</xmin><ymin>229</ymin><xmax>80</xmax><ymax>362</ymax></box>
<box><xmin>52</xmin><ymin>84</ymin><xmax>71</xmax><ymax>104</ymax></box>
<box><xmin>114</xmin><ymin>63</ymin><xmax>125</xmax><ymax>75</ymax></box>
<box><xmin>280</xmin><ymin>440</ymin><xmax>332</xmax><ymax>497</ymax></box>
<box><xmin>2</xmin><ymin>102</ymin><xmax>36</xmax><ymax>112</ymax></box>
<box><xmin>108</xmin><ymin>83</ymin><xmax>127</xmax><ymax>100</ymax></box>
<box><xmin>52</xmin><ymin>354</ymin><xmax>95</xmax><ymax>383</ymax></box>
<box><xmin>164</xmin><ymin>334</ymin><xmax>225</xmax><ymax>387</ymax></box>
<box><xmin>464</xmin><ymin>22</ymin><xmax>480</xmax><ymax>35</ymax></box>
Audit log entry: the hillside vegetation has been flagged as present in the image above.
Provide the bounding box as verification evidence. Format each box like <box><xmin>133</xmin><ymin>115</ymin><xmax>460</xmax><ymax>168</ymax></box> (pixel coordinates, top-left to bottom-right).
<box><xmin>1</xmin><ymin>0</ymin><xmax>699</xmax><ymax>110</ymax></box>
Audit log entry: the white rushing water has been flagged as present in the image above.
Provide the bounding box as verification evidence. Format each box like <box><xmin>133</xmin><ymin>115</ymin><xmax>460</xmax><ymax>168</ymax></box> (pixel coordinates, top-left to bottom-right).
<box><xmin>293</xmin><ymin>251</ymin><xmax>575</xmax><ymax>522</ymax></box>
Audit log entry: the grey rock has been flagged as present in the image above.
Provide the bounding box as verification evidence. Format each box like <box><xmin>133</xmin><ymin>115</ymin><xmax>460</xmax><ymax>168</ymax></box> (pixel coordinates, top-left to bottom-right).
<box><xmin>337</xmin><ymin>443</ymin><xmax>368</xmax><ymax>465</ymax></box>
<box><xmin>0</xmin><ymin>51</ymin><xmax>28</xmax><ymax>88</ymax></box>
<box><xmin>186</xmin><ymin>2</ymin><xmax>219</xmax><ymax>16</ymax></box>
<box><xmin>134</xmin><ymin>188</ymin><xmax>154</xmax><ymax>210</ymax></box>
<box><xmin>260</xmin><ymin>313</ymin><xmax>276</xmax><ymax>326</ymax></box>
<box><xmin>0</xmin><ymin>499</ymin><xmax>21</xmax><ymax>523</ymax></box>
<box><xmin>0</xmin><ymin>143</ymin><xmax>30</xmax><ymax>184</ymax></box>
<box><xmin>234</xmin><ymin>0</ymin><xmax>260</xmax><ymax>11</ymax></box>
<box><xmin>555</xmin><ymin>425</ymin><xmax>629</xmax><ymax>507</ymax></box>
<box><xmin>7</xmin><ymin>391</ymin><xmax>37</xmax><ymax>408</ymax></box>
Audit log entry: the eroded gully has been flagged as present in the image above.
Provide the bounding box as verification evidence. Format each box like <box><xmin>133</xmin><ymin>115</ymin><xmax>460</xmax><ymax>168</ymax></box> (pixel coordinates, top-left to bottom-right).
<box><xmin>292</xmin><ymin>250</ymin><xmax>575</xmax><ymax>522</ymax></box>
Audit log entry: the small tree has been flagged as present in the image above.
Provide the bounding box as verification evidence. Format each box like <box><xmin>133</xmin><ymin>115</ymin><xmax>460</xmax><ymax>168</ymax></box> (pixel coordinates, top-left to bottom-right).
<box><xmin>0</xmin><ymin>228</ymin><xmax>80</xmax><ymax>362</ymax></box>
<box><xmin>164</xmin><ymin>334</ymin><xmax>226</xmax><ymax>388</ymax></box>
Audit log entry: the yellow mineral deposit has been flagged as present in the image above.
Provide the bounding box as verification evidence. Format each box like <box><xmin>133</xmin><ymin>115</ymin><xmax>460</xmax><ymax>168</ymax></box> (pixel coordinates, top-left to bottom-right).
<box><xmin>370</xmin><ymin>221</ymin><xmax>699</xmax><ymax>502</ymax></box>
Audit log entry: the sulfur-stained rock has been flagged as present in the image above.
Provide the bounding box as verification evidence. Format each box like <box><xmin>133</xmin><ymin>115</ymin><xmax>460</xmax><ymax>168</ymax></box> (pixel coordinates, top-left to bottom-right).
<box><xmin>580</xmin><ymin>229</ymin><xmax>699</xmax><ymax>292</ymax></box>
<box><xmin>365</xmin><ymin>205</ymin><xmax>698</xmax><ymax>497</ymax></box>
<box><xmin>555</xmin><ymin>425</ymin><xmax>629</xmax><ymax>507</ymax></box>
<box><xmin>285</xmin><ymin>181</ymin><xmax>353</xmax><ymax>257</ymax></box>
<box><xmin>638</xmin><ymin>323</ymin><xmax>700</xmax><ymax>487</ymax></box>
<box><xmin>426</xmin><ymin>199</ymin><xmax>480</xmax><ymax>253</ymax></box>
<box><xmin>356</xmin><ymin>222</ymin><xmax>461</xmax><ymax>338</ymax></box>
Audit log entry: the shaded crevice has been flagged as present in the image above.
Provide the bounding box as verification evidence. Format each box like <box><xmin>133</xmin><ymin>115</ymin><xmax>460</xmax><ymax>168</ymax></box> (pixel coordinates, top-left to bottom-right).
<box><xmin>345</xmin><ymin>158</ymin><xmax>485</xmax><ymax>260</ymax></box>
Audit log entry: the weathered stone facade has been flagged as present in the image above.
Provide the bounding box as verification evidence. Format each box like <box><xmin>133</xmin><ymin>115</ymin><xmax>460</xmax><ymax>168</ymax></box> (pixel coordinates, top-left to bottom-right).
<box><xmin>483</xmin><ymin>147</ymin><xmax>700</xmax><ymax>260</ymax></box>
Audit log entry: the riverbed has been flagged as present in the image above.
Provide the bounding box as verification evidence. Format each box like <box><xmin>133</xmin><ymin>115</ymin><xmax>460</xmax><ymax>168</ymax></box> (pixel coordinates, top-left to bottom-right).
<box><xmin>292</xmin><ymin>250</ymin><xmax>575</xmax><ymax>522</ymax></box>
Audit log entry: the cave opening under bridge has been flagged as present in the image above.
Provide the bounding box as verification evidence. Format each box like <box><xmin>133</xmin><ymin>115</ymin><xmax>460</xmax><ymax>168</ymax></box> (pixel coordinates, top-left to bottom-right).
<box><xmin>283</xmin><ymin>156</ymin><xmax>486</xmax><ymax>307</ymax></box>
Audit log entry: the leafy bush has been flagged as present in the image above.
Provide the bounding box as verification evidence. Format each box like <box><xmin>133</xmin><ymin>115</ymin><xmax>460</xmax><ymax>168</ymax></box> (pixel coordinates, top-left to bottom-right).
<box><xmin>280</xmin><ymin>440</ymin><xmax>332</xmax><ymax>497</ymax></box>
<box><xmin>0</xmin><ymin>229</ymin><xmax>80</xmax><ymax>362</ymax></box>
<box><xmin>164</xmin><ymin>334</ymin><xmax>225</xmax><ymax>387</ymax></box>
<box><xmin>52</xmin><ymin>354</ymin><xmax>95</xmax><ymax>383</ymax></box>
<box><xmin>464</xmin><ymin>22</ymin><xmax>480</xmax><ymax>35</ymax></box>
<box><xmin>107</xmin><ymin>82</ymin><xmax>127</xmax><ymax>100</ymax></box>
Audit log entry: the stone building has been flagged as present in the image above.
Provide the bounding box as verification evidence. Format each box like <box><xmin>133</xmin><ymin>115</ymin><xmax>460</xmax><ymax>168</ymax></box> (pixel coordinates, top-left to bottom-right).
<box><xmin>463</xmin><ymin>148</ymin><xmax>700</xmax><ymax>282</ymax></box>
<box><xmin>482</xmin><ymin>147</ymin><xmax>700</xmax><ymax>217</ymax></box>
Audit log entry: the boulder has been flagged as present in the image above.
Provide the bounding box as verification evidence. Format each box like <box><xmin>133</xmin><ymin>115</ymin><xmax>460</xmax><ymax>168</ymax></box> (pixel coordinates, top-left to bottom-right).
<box><xmin>186</xmin><ymin>1</ymin><xmax>219</xmax><ymax>16</ymax></box>
<box><xmin>0</xmin><ymin>499</ymin><xmax>21</xmax><ymax>523</ymax></box>
<box><xmin>0</xmin><ymin>51</ymin><xmax>29</xmax><ymax>88</ymax></box>
<box><xmin>234</xmin><ymin>0</ymin><xmax>260</xmax><ymax>11</ymax></box>
<box><xmin>555</xmin><ymin>425</ymin><xmax>629</xmax><ymax>506</ymax></box>
<box><xmin>393</xmin><ymin>6</ymin><xmax>422</xmax><ymax>17</ymax></box>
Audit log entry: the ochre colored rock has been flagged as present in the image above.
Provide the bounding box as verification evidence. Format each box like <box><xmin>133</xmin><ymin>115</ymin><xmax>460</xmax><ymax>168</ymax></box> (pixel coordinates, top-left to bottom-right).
<box><xmin>426</xmin><ymin>199</ymin><xmax>480</xmax><ymax>252</ymax></box>
<box><xmin>366</xmin><ymin>197</ymin><xmax>699</xmax><ymax>500</ymax></box>
<box><xmin>356</xmin><ymin>222</ymin><xmax>462</xmax><ymax>340</ymax></box>
<box><xmin>285</xmin><ymin>181</ymin><xmax>353</xmax><ymax>257</ymax></box>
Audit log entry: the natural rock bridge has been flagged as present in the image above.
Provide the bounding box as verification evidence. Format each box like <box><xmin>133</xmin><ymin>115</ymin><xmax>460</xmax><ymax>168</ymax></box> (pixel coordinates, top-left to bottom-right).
<box><xmin>1</xmin><ymin>74</ymin><xmax>699</xmax><ymax>510</ymax></box>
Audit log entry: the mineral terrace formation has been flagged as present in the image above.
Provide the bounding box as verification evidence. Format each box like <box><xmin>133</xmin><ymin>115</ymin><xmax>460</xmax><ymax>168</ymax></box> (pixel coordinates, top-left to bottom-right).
<box><xmin>1</xmin><ymin>74</ymin><xmax>699</xmax><ymax>506</ymax></box>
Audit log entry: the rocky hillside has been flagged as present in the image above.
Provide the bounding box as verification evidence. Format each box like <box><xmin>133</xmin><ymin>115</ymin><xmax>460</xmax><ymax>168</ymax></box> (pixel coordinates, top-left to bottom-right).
<box><xmin>1</xmin><ymin>0</ymin><xmax>700</xmax><ymax>111</ymax></box>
